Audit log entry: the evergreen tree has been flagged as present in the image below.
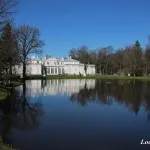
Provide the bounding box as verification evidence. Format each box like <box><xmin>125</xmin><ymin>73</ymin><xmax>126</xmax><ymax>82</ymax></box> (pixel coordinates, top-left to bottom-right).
<box><xmin>133</xmin><ymin>40</ymin><xmax>143</xmax><ymax>76</ymax></box>
<box><xmin>0</xmin><ymin>23</ymin><xmax>17</xmax><ymax>74</ymax></box>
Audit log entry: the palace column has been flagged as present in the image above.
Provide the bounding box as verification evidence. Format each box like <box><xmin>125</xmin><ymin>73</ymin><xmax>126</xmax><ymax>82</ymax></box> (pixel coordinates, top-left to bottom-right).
<box><xmin>54</xmin><ymin>67</ymin><xmax>56</xmax><ymax>75</ymax></box>
<box><xmin>55</xmin><ymin>66</ymin><xmax>57</xmax><ymax>74</ymax></box>
<box><xmin>60</xmin><ymin>67</ymin><xmax>62</xmax><ymax>74</ymax></box>
<box><xmin>49</xmin><ymin>67</ymin><xmax>51</xmax><ymax>75</ymax></box>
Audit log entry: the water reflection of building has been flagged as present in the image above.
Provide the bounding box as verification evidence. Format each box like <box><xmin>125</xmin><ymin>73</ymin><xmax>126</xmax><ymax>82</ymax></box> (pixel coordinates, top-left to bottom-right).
<box><xmin>26</xmin><ymin>80</ymin><xmax>42</xmax><ymax>98</ymax></box>
<box><xmin>25</xmin><ymin>80</ymin><xmax>96</xmax><ymax>97</ymax></box>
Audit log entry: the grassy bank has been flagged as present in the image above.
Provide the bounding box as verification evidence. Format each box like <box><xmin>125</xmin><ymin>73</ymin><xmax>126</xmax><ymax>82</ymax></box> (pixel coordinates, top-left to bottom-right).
<box><xmin>22</xmin><ymin>74</ymin><xmax>150</xmax><ymax>80</ymax></box>
<box><xmin>10</xmin><ymin>81</ymin><xmax>23</xmax><ymax>86</ymax></box>
<box><xmin>0</xmin><ymin>139</ymin><xmax>16</xmax><ymax>150</ymax></box>
<box><xmin>46</xmin><ymin>75</ymin><xmax>150</xmax><ymax>80</ymax></box>
<box><xmin>0</xmin><ymin>88</ymin><xmax>7</xmax><ymax>101</ymax></box>
<box><xmin>0</xmin><ymin>81</ymin><xmax>22</xmax><ymax>101</ymax></box>
<box><xmin>25</xmin><ymin>75</ymin><xmax>46</xmax><ymax>80</ymax></box>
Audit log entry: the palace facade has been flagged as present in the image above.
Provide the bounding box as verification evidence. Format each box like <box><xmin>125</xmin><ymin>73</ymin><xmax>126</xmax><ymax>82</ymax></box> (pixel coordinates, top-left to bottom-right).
<box><xmin>13</xmin><ymin>56</ymin><xmax>95</xmax><ymax>75</ymax></box>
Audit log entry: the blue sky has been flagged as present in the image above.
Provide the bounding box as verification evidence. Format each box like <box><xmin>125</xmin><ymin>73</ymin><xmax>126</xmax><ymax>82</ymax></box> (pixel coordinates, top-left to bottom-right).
<box><xmin>15</xmin><ymin>0</ymin><xmax>150</xmax><ymax>57</ymax></box>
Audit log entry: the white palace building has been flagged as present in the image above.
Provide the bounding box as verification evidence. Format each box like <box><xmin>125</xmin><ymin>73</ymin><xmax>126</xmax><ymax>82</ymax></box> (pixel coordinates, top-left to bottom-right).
<box><xmin>13</xmin><ymin>56</ymin><xmax>95</xmax><ymax>75</ymax></box>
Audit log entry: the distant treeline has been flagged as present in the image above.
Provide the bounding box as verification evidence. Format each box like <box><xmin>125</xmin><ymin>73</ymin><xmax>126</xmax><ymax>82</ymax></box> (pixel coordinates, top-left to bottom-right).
<box><xmin>69</xmin><ymin>40</ymin><xmax>150</xmax><ymax>76</ymax></box>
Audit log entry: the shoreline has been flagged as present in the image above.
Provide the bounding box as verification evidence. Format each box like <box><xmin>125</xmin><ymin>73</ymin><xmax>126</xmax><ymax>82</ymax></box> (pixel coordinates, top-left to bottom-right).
<box><xmin>0</xmin><ymin>139</ymin><xmax>16</xmax><ymax>150</ymax></box>
<box><xmin>0</xmin><ymin>88</ymin><xmax>7</xmax><ymax>101</ymax></box>
<box><xmin>0</xmin><ymin>81</ymin><xmax>22</xmax><ymax>101</ymax></box>
<box><xmin>1</xmin><ymin>75</ymin><xmax>150</xmax><ymax>101</ymax></box>
<box><xmin>23</xmin><ymin>75</ymin><xmax>150</xmax><ymax>80</ymax></box>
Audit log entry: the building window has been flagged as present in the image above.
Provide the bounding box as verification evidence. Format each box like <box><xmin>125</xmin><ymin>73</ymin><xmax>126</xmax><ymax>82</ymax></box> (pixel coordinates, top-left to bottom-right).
<box><xmin>47</xmin><ymin>68</ymin><xmax>50</xmax><ymax>74</ymax></box>
<box><xmin>58</xmin><ymin>68</ymin><xmax>61</xmax><ymax>74</ymax></box>
<box><xmin>55</xmin><ymin>68</ymin><xmax>57</xmax><ymax>74</ymax></box>
<box><xmin>51</xmin><ymin>68</ymin><xmax>54</xmax><ymax>74</ymax></box>
<box><xmin>62</xmin><ymin>68</ymin><xmax>65</xmax><ymax>74</ymax></box>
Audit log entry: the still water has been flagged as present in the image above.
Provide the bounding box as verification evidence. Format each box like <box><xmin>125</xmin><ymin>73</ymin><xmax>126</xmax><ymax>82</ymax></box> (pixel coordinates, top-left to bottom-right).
<box><xmin>0</xmin><ymin>79</ymin><xmax>150</xmax><ymax>150</ymax></box>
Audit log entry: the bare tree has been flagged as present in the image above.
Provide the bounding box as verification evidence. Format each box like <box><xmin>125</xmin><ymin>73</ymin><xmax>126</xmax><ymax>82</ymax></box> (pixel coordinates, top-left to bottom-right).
<box><xmin>97</xmin><ymin>46</ymin><xmax>113</xmax><ymax>75</ymax></box>
<box><xmin>69</xmin><ymin>48</ymin><xmax>77</xmax><ymax>59</ymax></box>
<box><xmin>0</xmin><ymin>0</ymin><xmax>18</xmax><ymax>26</ymax></box>
<box><xmin>14</xmin><ymin>25</ymin><xmax>44</xmax><ymax>78</ymax></box>
<box><xmin>144</xmin><ymin>36</ymin><xmax>150</xmax><ymax>75</ymax></box>
<box><xmin>89</xmin><ymin>50</ymin><xmax>97</xmax><ymax>63</ymax></box>
<box><xmin>97</xmin><ymin>48</ymin><xmax>106</xmax><ymax>74</ymax></box>
<box><xmin>76</xmin><ymin>45</ymin><xmax>89</xmax><ymax>74</ymax></box>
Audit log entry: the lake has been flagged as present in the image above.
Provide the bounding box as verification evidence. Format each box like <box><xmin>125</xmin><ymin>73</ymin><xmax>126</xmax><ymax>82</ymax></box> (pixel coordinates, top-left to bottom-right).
<box><xmin>0</xmin><ymin>79</ymin><xmax>150</xmax><ymax>150</ymax></box>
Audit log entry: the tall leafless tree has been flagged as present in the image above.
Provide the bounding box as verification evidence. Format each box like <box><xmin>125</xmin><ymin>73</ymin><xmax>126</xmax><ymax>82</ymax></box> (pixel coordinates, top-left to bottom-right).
<box><xmin>144</xmin><ymin>36</ymin><xmax>150</xmax><ymax>75</ymax></box>
<box><xmin>14</xmin><ymin>25</ymin><xmax>44</xmax><ymax>78</ymax></box>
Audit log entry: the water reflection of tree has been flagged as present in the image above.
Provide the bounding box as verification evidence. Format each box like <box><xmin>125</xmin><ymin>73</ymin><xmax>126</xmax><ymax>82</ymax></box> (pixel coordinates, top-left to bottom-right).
<box><xmin>106</xmin><ymin>80</ymin><xmax>142</xmax><ymax>115</ymax></box>
<box><xmin>143</xmin><ymin>81</ymin><xmax>150</xmax><ymax>110</ymax></box>
<box><xmin>69</xmin><ymin>80</ymin><xmax>150</xmax><ymax>115</ymax></box>
<box><xmin>70</xmin><ymin>83</ymin><xmax>93</xmax><ymax>106</ymax></box>
<box><xmin>70</xmin><ymin>81</ymin><xmax>113</xmax><ymax>106</ymax></box>
<box><xmin>0</xmin><ymin>81</ymin><xmax>44</xmax><ymax>145</ymax></box>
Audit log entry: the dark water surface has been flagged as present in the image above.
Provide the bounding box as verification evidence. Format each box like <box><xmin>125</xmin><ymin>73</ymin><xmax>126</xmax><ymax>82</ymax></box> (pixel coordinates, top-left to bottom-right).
<box><xmin>0</xmin><ymin>79</ymin><xmax>150</xmax><ymax>150</ymax></box>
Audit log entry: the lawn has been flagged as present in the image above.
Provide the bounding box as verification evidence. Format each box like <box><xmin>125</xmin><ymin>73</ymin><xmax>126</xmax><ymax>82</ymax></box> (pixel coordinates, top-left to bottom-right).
<box><xmin>0</xmin><ymin>139</ymin><xmax>16</xmax><ymax>150</ymax></box>
<box><xmin>3</xmin><ymin>74</ymin><xmax>150</xmax><ymax>80</ymax></box>
<box><xmin>46</xmin><ymin>75</ymin><xmax>150</xmax><ymax>80</ymax></box>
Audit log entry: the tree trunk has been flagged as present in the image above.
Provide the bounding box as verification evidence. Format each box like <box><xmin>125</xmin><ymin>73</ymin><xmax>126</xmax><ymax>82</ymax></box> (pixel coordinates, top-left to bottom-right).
<box><xmin>5</xmin><ymin>68</ymin><xmax>9</xmax><ymax>85</ymax></box>
<box><xmin>23</xmin><ymin>63</ymin><xmax>26</xmax><ymax>78</ymax></box>
<box><xmin>119</xmin><ymin>61</ymin><xmax>121</xmax><ymax>71</ymax></box>
<box><xmin>103</xmin><ymin>68</ymin><xmax>105</xmax><ymax>75</ymax></box>
<box><xmin>146</xmin><ymin>64</ymin><xmax>148</xmax><ymax>76</ymax></box>
<box><xmin>9</xmin><ymin>66</ymin><xmax>12</xmax><ymax>75</ymax></box>
<box><xmin>99</xmin><ymin>64</ymin><xmax>101</xmax><ymax>75</ymax></box>
<box><xmin>106</xmin><ymin>63</ymin><xmax>108</xmax><ymax>74</ymax></box>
